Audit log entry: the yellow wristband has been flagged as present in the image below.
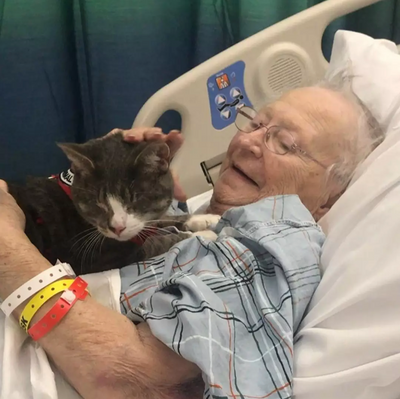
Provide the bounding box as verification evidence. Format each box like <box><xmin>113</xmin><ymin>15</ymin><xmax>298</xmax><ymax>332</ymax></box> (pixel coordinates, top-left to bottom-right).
<box><xmin>19</xmin><ymin>279</ymin><xmax>74</xmax><ymax>332</ymax></box>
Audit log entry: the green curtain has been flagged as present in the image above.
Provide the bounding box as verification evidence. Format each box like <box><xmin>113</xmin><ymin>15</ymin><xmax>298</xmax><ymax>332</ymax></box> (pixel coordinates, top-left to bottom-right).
<box><xmin>223</xmin><ymin>0</ymin><xmax>399</xmax><ymax>57</ymax></box>
<box><xmin>0</xmin><ymin>0</ymin><xmax>399</xmax><ymax>182</ymax></box>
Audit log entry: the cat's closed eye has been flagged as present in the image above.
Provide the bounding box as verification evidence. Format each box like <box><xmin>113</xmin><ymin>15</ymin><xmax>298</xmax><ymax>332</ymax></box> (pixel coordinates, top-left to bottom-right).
<box><xmin>77</xmin><ymin>202</ymin><xmax>107</xmax><ymax>220</ymax></box>
<box><xmin>97</xmin><ymin>202</ymin><xmax>108</xmax><ymax>212</ymax></box>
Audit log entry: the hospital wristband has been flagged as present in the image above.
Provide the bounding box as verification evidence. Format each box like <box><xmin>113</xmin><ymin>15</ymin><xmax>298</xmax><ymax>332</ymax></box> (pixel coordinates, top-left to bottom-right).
<box><xmin>19</xmin><ymin>279</ymin><xmax>74</xmax><ymax>332</ymax></box>
<box><xmin>28</xmin><ymin>277</ymin><xmax>89</xmax><ymax>341</ymax></box>
<box><xmin>0</xmin><ymin>263</ymin><xmax>76</xmax><ymax>317</ymax></box>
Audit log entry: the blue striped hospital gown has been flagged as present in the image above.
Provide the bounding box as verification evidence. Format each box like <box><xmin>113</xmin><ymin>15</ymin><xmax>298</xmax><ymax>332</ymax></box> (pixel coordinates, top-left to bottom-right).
<box><xmin>120</xmin><ymin>195</ymin><xmax>324</xmax><ymax>399</ymax></box>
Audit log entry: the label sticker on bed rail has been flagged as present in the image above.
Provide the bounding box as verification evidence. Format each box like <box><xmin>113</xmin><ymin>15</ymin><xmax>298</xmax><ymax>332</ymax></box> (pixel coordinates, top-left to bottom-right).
<box><xmin>207</xmin><ymin>60</ymin><xmax>252</xmax><ymax>130</ymax></box>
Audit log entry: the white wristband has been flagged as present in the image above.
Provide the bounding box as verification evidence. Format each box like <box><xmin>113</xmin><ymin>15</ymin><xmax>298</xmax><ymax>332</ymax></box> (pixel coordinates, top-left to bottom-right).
<box><xmin>0</xmin><ymin>263</ymin><xmax>76</xmax><ymax>317</ymax></box>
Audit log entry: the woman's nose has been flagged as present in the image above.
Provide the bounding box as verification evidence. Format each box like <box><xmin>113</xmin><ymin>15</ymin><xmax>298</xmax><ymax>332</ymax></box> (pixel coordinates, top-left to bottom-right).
<box><xmin>238</xmin><ymin>128</ymin><xmax>264</xmax><ymax>158</ymax></box>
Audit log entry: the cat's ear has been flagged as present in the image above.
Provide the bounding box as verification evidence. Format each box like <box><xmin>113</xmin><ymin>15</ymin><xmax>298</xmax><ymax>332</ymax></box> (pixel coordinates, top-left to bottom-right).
<box><xmin>136</xmin><ymin>142</ymin><xmax>170</xmax><ymax>173</ymax></box>
<box><xmin>57</xmin><ymin>143</ymin><xmax>95</xmax><ymax>173</ymax></box>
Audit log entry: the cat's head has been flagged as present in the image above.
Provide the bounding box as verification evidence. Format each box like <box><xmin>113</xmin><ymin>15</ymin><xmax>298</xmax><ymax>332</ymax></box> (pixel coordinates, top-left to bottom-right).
<box><xmin>58</xmin><ymin>133</ymin><xmax>174</xmax><ymax>241</ymax></box>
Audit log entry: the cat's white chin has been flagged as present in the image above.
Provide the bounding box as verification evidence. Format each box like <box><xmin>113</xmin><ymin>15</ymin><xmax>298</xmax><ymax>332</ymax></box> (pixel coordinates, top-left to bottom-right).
<box><xmin>100</xmin><ymin>229</ymin><xmax>143</xmax><ymax>242</ymax></box>
<box><xmin>109</xmin><ymin>233</ymin><xmax>130</xmax><ymax>242</ymax></box>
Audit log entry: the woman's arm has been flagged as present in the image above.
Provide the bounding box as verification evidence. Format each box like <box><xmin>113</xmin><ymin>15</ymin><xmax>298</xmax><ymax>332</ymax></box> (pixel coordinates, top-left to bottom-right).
<box><xmin>0</xmin><ymin>184</ymin><xmax>200</xmax><ymax>399</ymax></box>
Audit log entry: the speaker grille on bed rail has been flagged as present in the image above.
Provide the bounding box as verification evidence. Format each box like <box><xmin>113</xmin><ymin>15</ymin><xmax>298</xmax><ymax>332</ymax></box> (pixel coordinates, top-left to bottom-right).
<box><xmin>267</xmin><ymin>55</ymin><xmax>304</xmax><ymax>94</ymax></box>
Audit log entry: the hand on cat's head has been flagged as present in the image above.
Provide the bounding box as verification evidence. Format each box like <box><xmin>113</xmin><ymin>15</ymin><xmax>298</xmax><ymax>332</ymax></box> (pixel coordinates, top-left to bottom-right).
<box><xmin>108</xmin><ymin>127</ymin><xmax>183</xmax><ymax>158</ymax></box>
<box><xmin>107</xmin><ymin>127</ymin><xmax>186</xmax><ymax>202</ymax></box>
<box><xmin>0</xmin><ymin>180</ymin><xmax>26</xmax><ymax>232</ymax></box>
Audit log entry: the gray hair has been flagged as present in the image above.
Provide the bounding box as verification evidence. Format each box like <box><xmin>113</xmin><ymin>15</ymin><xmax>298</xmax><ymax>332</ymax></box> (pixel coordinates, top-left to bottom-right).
<box><xmin>314</xmin><ymin>79</ymin><xmax>385</xmax><ymax>190</ymax></box>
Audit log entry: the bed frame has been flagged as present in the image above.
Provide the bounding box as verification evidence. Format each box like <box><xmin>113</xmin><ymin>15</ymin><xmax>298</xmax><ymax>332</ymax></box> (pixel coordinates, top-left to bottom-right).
<box><xmin>133</xmin><ymin>0</ymin><xmax>387</xmax><ymax>198</ymax></box>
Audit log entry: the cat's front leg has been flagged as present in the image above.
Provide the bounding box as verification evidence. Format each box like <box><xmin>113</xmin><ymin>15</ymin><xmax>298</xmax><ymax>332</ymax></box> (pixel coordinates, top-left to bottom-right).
<box><xmin>183</xmin><ymin>214</ymin><xmax>221</xmax><ymax>232</ymax></box>
<box><xmin>148</xmin><ymin>213</ymin><xmax>221</xmax><ymax>234</ymax></box>
<box><xmin>182</xmin><ymin>214</ymin><xmax>220</xmax><ymax>242</ymax></box>
<box><xmin>144</xmin><ymin>214</ymin><xmax>221</xmax><ymax>256</ymax></box>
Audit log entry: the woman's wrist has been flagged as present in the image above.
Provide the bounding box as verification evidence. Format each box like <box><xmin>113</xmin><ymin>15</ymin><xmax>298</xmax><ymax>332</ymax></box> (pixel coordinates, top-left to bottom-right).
<box><xmin>0</xmin><ymin>228</ymin><xmax>52</xmax><ymax>300</ymax></box>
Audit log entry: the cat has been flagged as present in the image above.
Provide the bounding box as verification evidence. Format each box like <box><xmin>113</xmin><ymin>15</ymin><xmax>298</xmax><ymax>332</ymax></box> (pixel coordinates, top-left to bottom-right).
<box><xmin>8</xmin><ymin>133</ymin><xmax>220</xmax><ymax>275</ymax></box>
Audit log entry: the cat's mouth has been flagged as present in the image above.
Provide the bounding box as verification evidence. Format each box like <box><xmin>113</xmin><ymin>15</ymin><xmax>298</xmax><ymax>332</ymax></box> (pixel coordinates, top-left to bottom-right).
<box><xmin>98</xmin><ymin>220</ymin><xmax>146</xmax><ymax>242</ymax></box>
<box><xmin>93</xmin><ymin>198</ymin><xmax>148</xmax><ymax>242</ymax></box>
<box><xmin>99</xmin><ymin>227</ymin><xmax>142</xmax><ymax>242</ymax></box>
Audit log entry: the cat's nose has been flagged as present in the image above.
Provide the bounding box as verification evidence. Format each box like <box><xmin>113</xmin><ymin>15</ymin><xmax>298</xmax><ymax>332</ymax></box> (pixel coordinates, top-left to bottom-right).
<box><xmin>110</xmin><ymin>225</ymin><xmax>126</xmax><ymax>236</ymax></box>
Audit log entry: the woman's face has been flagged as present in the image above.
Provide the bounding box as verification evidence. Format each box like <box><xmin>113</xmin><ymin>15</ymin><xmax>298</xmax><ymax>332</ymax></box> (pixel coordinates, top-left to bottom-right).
<box><xmin>211</xmin><ymin>87</ymin><xmax>359</xmax><ymax>220</ymax></box>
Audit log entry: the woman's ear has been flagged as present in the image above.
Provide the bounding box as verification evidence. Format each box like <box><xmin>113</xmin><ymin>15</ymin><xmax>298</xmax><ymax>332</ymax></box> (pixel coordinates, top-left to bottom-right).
<box><xmin>57</xmin><ymin>143</ymin><xmax>95</xmax><ymax>173</ymax></box>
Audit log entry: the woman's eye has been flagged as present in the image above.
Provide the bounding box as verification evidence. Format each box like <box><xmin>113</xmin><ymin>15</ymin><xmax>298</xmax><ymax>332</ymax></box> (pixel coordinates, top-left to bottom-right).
<box><xmin>250</xmin><ymin>121</ymin><xmax>260</xmax><ymax>130</ymax></box>
<box><xmin>282</xmin><ymin>139</ymin><xmax>294</xmax><ymax>150</ymax></box>
<box><xmin>281</xmin><ymin>142</ymin><xmax>291</xmax><ymax>151</ymax></box>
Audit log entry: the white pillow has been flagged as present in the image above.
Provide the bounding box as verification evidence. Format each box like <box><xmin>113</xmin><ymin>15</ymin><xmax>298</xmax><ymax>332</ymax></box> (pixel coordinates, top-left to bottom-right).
<box><xmin>293</xmin><ymin>31</ymin><xmax>400</xmax><ymax>399</ymax></box>
<box><xmin>187</xmin><ymin>189</ymin><xmax>213</xmax><ymax>214</ymax></box>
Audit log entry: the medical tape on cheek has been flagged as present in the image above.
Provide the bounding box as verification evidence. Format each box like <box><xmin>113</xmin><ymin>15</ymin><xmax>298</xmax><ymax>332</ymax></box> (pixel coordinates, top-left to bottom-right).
<box><xmin>19</xmin><ymin>279</ymin><xmax>74</xmax><ymax>332</ymax></box>
<box><xmin>0</xmin><ymin>263</ymin><xmax>76</xmax><ymax>317</ymax></box>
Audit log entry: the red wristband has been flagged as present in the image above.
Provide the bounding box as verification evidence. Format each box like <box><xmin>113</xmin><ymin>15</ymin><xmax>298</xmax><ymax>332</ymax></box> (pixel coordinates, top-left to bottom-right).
<box><xmin>28</xmin><ymin>277</ymin><xmax>88</xmax><ymax>341</ymax></box>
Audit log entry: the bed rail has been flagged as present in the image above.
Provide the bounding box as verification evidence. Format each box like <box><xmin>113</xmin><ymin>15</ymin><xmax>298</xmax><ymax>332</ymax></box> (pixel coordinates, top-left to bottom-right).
<box><xmin>133</xmin><ymin>0</ymin><xmax>385</xmax><ymax>198</ymax></box>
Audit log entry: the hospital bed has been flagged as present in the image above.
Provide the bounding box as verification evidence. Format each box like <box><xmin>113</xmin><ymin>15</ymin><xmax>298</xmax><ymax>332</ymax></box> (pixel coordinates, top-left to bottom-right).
<box><xmin>133</xmin><ymin>0</ymin><xmax>392</xmax><ymax>198</ymax></box>
<box><xmin>3</xmin><ymin>0</ymin><xmax>400</xmax><ymax>398</ymax></box>
<box><xmin>130</xmin><ymin>0</ymin><xmax>400</xmax><ymax>398</ymax></box>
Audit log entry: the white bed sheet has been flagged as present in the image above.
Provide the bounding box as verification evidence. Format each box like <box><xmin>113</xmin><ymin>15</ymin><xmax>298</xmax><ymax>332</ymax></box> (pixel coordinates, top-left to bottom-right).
<box><xmin>187</xmin><ymin>189</ymin><xmax>213</xmax><ymax>214</ymax></box>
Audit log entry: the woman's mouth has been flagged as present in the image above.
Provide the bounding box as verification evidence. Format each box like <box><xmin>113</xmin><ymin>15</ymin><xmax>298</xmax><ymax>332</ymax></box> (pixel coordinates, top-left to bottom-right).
<box><xmin>232</xmin><ymin>164</ymin><xmax>258</xmax><ymax>186</ymax></box>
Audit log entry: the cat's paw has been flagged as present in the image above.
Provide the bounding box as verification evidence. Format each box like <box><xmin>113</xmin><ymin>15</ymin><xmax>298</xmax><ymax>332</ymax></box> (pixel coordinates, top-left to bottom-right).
<box><xmin>184</xmin><ymin>214</ymin><xmax>221</xmax><ymax>232</ymax></box>
<box><xmin>192</xmin><ymin>230</ymin><xmax>218</xmax><ymax>241</ymax></box>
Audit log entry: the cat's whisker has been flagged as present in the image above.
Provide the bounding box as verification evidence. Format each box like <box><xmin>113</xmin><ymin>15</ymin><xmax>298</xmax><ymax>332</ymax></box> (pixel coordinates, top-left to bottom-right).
<box><xmin>96</xmin><ymin>233</ymin><xmax>104</xmax><ymax>253</ymax></box>
<box><xmin>70</xmin><ymin>228</ymin><xmax>97</xmax><ymax>250</ymax></box>
<box><xmin>142</xmin><ymin>225</ymin><xmax>175</xmax><ymax>232</ymax></box>
<box><xmin>70</xmin><ymin>227</ymin><xmax>97</xmax><ymax>244</ymax></box>
<box><xmin>89</xmin><ymin>232</ymin><xmax>102</xmax><ymax>263</ymax></box>
<box><xmin>137</xmin><ymin>231</ymin><xmax>147</xmax><ymax>242</ymax></box>
<box><xmin>99</xmin><ymin>236</ymin><xmax>106</xmax><ymax>255</ymax></box>
<box><xmin>76</xmin><ymin>230</ymin><xmax>99</xmax><ymax>272</ymax></box>
<box><xmin>137</xmin><ymin>230</ymin><xmax>150</xmax><ymax>240</ymax></box>
<box><xmin>140</xmin><ymin>229</ymin><xmax>171</xmax><ymax>238</ymax></box>
<box><xmin>90</xmin><ymin>233</ymin><xmax>103</xmax><ymax>271</ymax></box>
<box><xmin>71</xmin><ymin>231</ymin><xmax>98</xmax><ymax>256</ymax></box>
<box><xmin>82</xmin><ymin>231</ymin><xmax>101</xmax><ymax>273</ymax></box>
<box><xmin>74</xmin><ymin>230</ymin><xmax>97</xmax><ymax>256</ymax></box>
<box><xmin>71</xmin><ymin>226</ymin><xmax>97</xmax><ymax>240</ymax></box>
<box><xmin>145</xmin><ymin>219</ymin><xmax>184</xmax><ymax>223</ymax></box>
<box><xmin>78</xmin><ymin>234</ymin><xmax>93</xmax><ymax>272</ymax></box>
<box><xmin>142</xmin><ymin>226</ymin><xmax>181</xmax><ymax>236</ymax></box>
<box><xmin>144</xmin><ymin>219</ymin><xmax>187</xmax><ymax>228</ymax></box>
<box><xmin>88</xmin><ymin>233</ymin><xmax>98</xmax><ymax>268</ymax></box>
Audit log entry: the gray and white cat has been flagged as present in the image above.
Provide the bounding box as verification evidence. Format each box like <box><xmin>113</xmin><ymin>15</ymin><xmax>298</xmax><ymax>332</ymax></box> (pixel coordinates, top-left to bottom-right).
<box><xmin>9</xmin><ymin>133</ymin><xmax>219</xmax><ymax>275</ymax></box>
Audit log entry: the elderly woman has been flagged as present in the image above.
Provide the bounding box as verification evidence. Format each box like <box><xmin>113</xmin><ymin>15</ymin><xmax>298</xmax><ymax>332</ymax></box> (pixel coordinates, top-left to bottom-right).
<box><xmin>0</xmin><ymin>84</ymin><xmax>381</xmax><ymax>399</ymax></box>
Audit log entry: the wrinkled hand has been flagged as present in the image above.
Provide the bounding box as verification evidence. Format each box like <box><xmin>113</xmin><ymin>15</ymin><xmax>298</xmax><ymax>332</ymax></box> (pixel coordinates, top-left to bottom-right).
<box><xmin>108</xmin><ymin>127</ymin><xmax>187</xmax><ymax>202</ymax></box>
<box><xmin>0</xmin><ymin>180</ymin><xmax>26</xmax><ymax>232</ymax></box>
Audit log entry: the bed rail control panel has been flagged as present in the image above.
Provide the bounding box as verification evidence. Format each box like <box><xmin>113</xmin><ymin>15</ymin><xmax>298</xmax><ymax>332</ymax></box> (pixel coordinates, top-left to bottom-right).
<box><xmin>207</xmin><ymin>61</ymin><xmax>252</xmax><ymax>130</ymax></box>
<box><xmin>200</xmin><ymin>152</ymin><xmax>226</xmax><ymax>186</ymax></box>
